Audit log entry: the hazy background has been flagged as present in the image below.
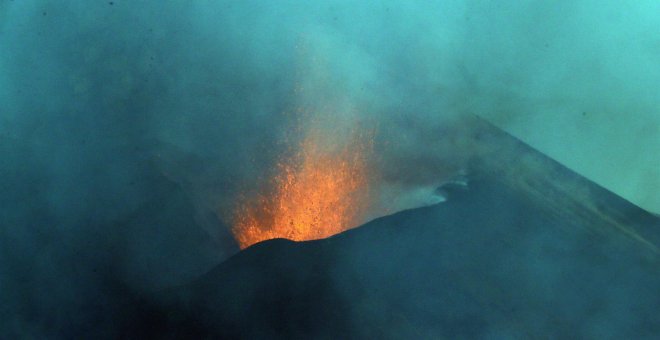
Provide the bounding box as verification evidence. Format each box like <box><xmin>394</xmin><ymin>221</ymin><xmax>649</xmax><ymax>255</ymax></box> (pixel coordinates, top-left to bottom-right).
<box><xmin>0</xmin><ymin>0</ymin><xmax>658</xmax><ymax>337</ymax></box>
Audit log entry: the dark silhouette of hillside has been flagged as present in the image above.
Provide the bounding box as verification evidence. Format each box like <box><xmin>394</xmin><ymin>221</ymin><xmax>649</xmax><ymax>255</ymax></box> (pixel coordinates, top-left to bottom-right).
<box><xmin>125</xmin><ymin>119</ymin><xmax>660</xmax><ymax>338</ymax></box>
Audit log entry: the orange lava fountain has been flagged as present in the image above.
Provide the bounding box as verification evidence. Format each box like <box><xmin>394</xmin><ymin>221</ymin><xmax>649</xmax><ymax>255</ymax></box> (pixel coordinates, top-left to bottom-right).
<box><xmin>232</xmin><ymin>123</ymin><xmax>374</xmax><ymax>249</ymax></box>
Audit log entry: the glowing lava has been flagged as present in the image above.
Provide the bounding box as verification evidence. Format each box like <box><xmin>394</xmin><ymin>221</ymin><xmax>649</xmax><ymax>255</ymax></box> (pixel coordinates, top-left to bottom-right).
<box><xmin>232</xmin><ymin>123</ymin><xmax>373</xmax><ymax>249</ymax></box>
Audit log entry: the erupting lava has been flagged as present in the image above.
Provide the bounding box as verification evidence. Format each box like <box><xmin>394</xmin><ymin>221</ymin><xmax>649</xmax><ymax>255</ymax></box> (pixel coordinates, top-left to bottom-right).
<box><xmin>232</xmin><ymin>123</ymin><xmax>374</xmax><ymax>249</ymax></box>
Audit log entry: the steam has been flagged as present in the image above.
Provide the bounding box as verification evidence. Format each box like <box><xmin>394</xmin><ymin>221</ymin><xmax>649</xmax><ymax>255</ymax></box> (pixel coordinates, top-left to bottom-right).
<box><xmin>1</xmin><ymin>0</ymin><xmax>658</xmax><ymax>337</ymax></box>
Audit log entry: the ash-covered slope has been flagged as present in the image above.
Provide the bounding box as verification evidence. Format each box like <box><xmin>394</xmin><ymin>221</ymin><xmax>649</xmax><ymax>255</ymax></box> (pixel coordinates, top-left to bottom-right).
<box><xmin>127</xmin><ymin>127</ymin><xmax>659</xmax><ymax>338</ymax></box>
<box><xmin>128</xmin><ymin>120</ymin><xmax>660</xmax><ymax>339</ymax></box>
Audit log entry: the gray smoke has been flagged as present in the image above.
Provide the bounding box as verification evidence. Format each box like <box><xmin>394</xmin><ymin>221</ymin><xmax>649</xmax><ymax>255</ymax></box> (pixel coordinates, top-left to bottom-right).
<box><xmin>1</xmin><ymin>0</ymin><xmax>658</xmax><ymax>337</ymax></box>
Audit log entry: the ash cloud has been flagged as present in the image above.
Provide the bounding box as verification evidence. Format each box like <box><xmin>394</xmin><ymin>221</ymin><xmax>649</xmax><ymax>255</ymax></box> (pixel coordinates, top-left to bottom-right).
<box><xmin>1</xmin><ymin>0</ymin><xmax>658</xmax><ymax>337</ymax></box>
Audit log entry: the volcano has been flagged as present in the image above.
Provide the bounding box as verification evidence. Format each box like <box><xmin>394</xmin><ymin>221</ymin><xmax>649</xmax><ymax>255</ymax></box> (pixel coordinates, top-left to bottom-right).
<box><xmin>123</xmin><ymin>118</ymin><xmax>660</xmax><ymax>339</ymax></box>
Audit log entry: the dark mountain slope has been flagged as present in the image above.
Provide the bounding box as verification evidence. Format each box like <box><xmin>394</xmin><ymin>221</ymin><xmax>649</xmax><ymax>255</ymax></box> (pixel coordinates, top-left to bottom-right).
<box><xmin>128</xmin><ymin>119</ymin><xmax>660</xmax><ymax>338</ymax></box>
